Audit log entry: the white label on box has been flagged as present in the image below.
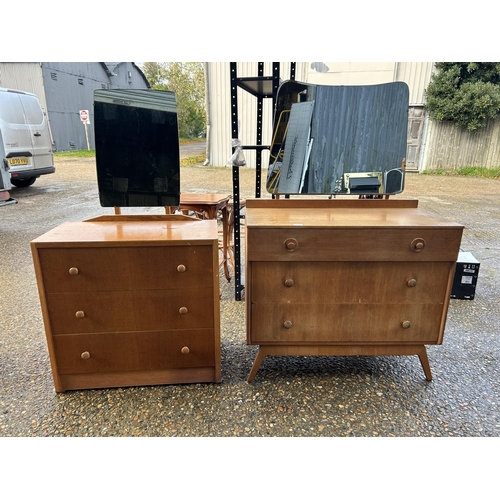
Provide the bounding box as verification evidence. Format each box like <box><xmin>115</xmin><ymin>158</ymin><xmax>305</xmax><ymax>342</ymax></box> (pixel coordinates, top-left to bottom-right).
<box><xmin>461</xmin><ymin>276</ymin><xmax>473</xmax><ymax>285</ymax></box>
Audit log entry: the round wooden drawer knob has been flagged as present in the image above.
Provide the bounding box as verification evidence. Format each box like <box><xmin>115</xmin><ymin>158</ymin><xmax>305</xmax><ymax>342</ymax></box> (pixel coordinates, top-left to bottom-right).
<box><xmin>81</xmin><ymin>351</ymin><xmax>91</xmax><ymax>360</ymax></box>
<box><xmin>411</xmin><ymin>238</ymin><xmax>426</xmax><ymax>252</ymax></box>
<box><xmin>69</xmin><ymin>267</ymin><xmax>79</xmax><ymax>275</ymax></box>
<box><xmin>177</xmin><ymin>264</ymin><xmax>186</xmax><ymax>273</ymax></box>
<box><xmin>283</xmin><ymin>320</ymin><xmax>293</xmax><ymax>329</ymax></box>
<box><xmin>284</xmin><ymin>278</ymin><xmax>294</xmax><ymax>287</ymax></box>
<box><xmin>407</xmin><ymin>278</ymin><xmax>417</xmax><ymax>287</ymax></box>
<box><xmin>179</xmin><ymin>307</ymin><xmax>188</xmax><ymax>315</ymax></box>
<box><xmin>181</xmin><ymin>346</ymin><xmax>190</xmax><ymax>354</ymax></box>
<box><xmin>401</xmin><ymin>320</ymin><xmax>411</xmax><ymax>329</ymax></box>
<box><xmin>75</xmin><ymin>310</ymin><xmax>85</xmax><ymax>319</ymax></box>
<box><xmin>284</xmin><ymin>238</ymin><xmax>298</xmax><ymax>251</ymax></box>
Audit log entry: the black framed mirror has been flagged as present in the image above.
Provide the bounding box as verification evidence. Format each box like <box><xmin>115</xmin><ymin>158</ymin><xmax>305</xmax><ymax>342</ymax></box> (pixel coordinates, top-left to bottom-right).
<box><xmin>266</xmin><ymin>80</ymin><xmax>409</xmax><ymax>196</ymax></box>
<box><xmin>94</xmin><ymin>89</ymin><xmax>180</xmax><ymax>207</ymax></box>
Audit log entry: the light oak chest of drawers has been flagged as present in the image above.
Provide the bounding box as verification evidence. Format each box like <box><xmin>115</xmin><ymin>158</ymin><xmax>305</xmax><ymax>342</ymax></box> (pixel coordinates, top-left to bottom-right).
<box><xmin>245</xmin><ymin>199</ymin><xmax>463</xmax><ymax>381</ymax></box>
<box><xmin>31</xmin><ymin>215</ymin><xmax>221</xmax><ymax>392</ymax></box>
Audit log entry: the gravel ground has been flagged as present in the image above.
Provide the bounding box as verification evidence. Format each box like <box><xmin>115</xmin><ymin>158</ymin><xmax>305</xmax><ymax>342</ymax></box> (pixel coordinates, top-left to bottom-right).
<box><xmin>0</xmin><ymin>147</ymin><xmax>498</xmax><ymax>492</ymax></box>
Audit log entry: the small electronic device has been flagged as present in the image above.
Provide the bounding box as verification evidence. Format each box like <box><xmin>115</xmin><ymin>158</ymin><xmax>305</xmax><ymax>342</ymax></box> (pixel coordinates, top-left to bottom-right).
<box><xmin>451</xmin><ymin>251</ymin><xmax>480</xmax><ymax>300</ymax></box>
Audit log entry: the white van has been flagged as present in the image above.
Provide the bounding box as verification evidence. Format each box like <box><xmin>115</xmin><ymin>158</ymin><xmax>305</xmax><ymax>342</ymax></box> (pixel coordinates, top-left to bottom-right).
<box><xmin>1</xmin><ymin>127</ymin><xmax>17</xmax><ymax>206</ymax></box>
<box><xmin>0</xmin><ymin>88</ymin><xmax>55</xmax><ymax>187</ymax></box>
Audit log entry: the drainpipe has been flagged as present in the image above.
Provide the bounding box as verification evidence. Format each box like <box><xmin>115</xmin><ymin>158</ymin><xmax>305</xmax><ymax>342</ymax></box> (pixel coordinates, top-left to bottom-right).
<box><xmin>203</xmin><ymin>62</ymin><xmax>210</xmax><ymax>166</ymax></box>
<box><xmin>418</xmin><ymin>113</ymin><xmax>430</xmax><ymax>173</ymax></box>
<box><xmin>393</xmin><ymin>62</ymin><xmax>400</xmax><ymax>81</ymax></box>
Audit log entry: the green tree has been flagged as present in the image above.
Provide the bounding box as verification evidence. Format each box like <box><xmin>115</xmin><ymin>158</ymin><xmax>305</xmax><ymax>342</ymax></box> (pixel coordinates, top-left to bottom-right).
<box><xmin>141</xmin><ymin>62</ymin><xmax>206</xmax><ymax>139</ymax></box>
<box><xmin>425</xmin><ymin>62</ymin><xmax>500</xmax><ymax>131</ymax></box>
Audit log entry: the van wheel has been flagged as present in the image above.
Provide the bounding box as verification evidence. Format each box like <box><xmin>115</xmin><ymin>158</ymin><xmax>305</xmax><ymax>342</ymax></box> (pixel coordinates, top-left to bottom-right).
<box><xmin>11</xmin><ymin>177</ymin><xmax>36</xmax><ymax>188</ymax></box>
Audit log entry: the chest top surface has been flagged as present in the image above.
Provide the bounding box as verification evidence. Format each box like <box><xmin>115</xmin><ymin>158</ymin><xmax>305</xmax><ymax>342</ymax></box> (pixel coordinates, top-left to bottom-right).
<box><xmin>245</xmin><ymin>199</ymin><xmax>463</xmax><ymax>230</ymax></box>
<box><xmin>31</xmin><ymin>217</ymin><xmax>217</xmax><ymax>247</ymax></box>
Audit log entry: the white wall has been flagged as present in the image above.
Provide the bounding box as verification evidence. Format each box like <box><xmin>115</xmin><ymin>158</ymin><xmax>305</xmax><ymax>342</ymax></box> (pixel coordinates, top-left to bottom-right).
<box><xmin>0</xmin><ymin>63</ymin><xmax>47</xmax><ymax>111</ymax></box>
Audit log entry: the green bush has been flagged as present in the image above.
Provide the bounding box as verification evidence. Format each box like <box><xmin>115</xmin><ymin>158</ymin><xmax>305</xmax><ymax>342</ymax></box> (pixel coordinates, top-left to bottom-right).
<box><xmin>425</xmin><ymin>63</ymin><xmax>500</xmax><ymax>131</ymax></box>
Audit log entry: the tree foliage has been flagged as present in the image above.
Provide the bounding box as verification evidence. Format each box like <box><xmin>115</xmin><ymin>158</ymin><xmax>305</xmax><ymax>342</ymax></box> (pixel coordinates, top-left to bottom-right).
<box><xmin>141</xmin><ymin>62</ymin><xmax>206</xmax><ymax>139</ymax></box>
<box><xmin>425</xmin><ymin>62</ymin><xmax>500</xmax><ymax>131</ymax></box>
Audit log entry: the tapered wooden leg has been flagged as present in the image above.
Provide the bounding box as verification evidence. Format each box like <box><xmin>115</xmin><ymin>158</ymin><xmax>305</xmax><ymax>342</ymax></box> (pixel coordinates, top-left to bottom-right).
<box><xmin>416</xmin><ymin>345</ymin><xmax>432</xmax><ymax>381</ymax></box>
<box><xmin>247</xmin><ymin>344</ymin><xmax>434</xmax><ymax>381</ymax></box>
<box><xmin>247</xmin><ymin>347</ymin><xmax>268</xmax><ymax>382</ymax></box>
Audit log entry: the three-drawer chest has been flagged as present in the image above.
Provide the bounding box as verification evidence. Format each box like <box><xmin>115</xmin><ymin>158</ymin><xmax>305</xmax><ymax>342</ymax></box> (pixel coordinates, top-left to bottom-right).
<box><xmin>31</xmin><ymin>215</ymin><xmax>221</xmax><ymax>392</ymax></box>
<box><xmin>245</xmin><ymin>198</ymin><xmax>464</xmax><ymax>381</ymax></box>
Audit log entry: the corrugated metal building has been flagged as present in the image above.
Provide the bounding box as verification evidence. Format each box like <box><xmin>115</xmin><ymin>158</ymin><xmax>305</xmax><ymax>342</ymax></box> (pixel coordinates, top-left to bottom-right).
<box><xmin>205</xmin><ymin>62</ymin><xmax>434</xmax><ymax>171</ymax></box>
<box><xmin>0</xmin><ymin>62</ymin><xmax>150</xmax><ymax>151</ymax></box>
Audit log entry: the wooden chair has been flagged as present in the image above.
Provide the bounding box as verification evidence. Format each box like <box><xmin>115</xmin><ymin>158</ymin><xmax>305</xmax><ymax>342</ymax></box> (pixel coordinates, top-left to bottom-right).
<box><xmin>219</xmin><ymin>199</ymin><xmax>246</xmax><ymax>282</ymax></box>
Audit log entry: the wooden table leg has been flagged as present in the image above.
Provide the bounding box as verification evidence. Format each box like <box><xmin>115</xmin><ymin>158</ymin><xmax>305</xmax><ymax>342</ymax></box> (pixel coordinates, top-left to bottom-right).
<box><xmin>221</xmin><ymin>205</ymin><xmax>231</xmax><ymax>282</ymax></box>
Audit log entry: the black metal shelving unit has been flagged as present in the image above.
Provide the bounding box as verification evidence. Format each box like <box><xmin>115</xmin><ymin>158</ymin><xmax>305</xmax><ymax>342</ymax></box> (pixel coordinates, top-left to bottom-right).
<box><xmin>230</xmin><ymin>62</ymin><xmax>296</xmax><ymax>301</ymax></box>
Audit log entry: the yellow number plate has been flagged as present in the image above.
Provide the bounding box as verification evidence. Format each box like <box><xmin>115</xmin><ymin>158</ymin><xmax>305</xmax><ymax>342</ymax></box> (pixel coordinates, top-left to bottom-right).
<box><xmin>8</xmin><ymin>158</ymin><xmax>30</xmax><ymax>166</ymax></box>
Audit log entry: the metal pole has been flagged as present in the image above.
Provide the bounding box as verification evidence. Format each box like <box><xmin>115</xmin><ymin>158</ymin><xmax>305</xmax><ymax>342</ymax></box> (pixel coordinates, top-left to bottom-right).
<box><xmin>230</xmin><ymin>63</ymin><xmax>243</xmax><ymax>301</ymax></box>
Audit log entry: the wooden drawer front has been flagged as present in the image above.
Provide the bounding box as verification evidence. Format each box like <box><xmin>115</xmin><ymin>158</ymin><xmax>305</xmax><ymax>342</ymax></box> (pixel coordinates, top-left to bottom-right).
<box><xmin>250</xmin><ymin>303</ymin><xmax>444</xmax><ymax>344</ymax></box>
<box><xmin>247</xmin><ymin>228</ymin><xmax>462</xmax><ymax>262</ymax></box>
<box><xmin>53</xmin><ymin>329</ymin><xmax>215</xmax><ymax>374</ymax></box>
<box><xmin>250</xmin><ymin>261</ymin><xmax>453</xmax><ymax>304</ymax></box>
<box><xmin>37</xmin><ymin>246</ymin><xmax>214</xmax><ymax>293</ymax></box>
<box><xmin>46</xmin><ymin>288</ymin><xmax>214</xmax><ymax>334</ymax></box>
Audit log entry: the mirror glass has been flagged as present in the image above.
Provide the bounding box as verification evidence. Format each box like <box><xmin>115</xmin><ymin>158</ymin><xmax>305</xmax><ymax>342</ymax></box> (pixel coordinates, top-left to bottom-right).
<box><xmin>266</xmin><ymin>80</ymin><xmax>409</xmax><ymax>196</ymax></box>
<box><xmin>94</xmin><ymin>89</ymin><xmax>180</xmax><ymax>207</ymax></box>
